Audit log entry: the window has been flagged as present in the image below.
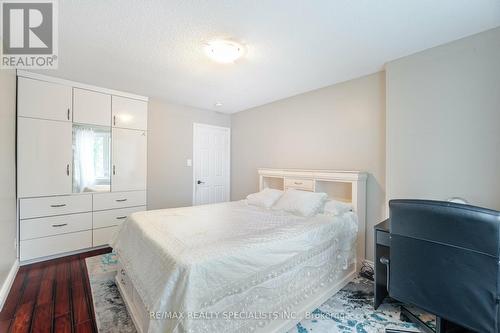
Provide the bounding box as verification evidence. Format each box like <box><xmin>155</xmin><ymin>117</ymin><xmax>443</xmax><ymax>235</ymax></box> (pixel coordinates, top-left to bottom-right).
<box><xmin>73</xmin><ymin>124</ymin><xmax>111</xmax><ymax>193</ymax></box>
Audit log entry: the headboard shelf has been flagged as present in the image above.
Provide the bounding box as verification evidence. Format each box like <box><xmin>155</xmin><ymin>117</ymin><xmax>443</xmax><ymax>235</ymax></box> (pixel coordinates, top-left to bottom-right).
<box><xmin>258</xmin><ymin>168</ymin><xmax>367</xmax><ymax>181</ymax></box>
<box><xmin>258</xmin><ymin>168</ymin><xmax>367</xmax><ymax>264</ymax></box>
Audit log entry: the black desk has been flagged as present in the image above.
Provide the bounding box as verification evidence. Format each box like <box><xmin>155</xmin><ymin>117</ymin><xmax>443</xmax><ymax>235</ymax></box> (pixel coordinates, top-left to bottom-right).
<box><xmin>374</xmin><ymin>219</ymin><xmax>390</xmax><ymax>309</ymax></box>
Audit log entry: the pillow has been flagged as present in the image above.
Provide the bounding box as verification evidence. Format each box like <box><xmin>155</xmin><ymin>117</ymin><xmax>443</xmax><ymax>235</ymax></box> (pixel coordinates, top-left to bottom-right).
<box><xmin>272</xmin><ymin>189</ymin><xmax>328</xmax><ymax>217</ymax></box>
<box><xmin>246</xmin><ymin>188</ymin><xmax>284</xmax><ymax>209</ymax></box>
<box><xmin>322</xmin><ymin>200</ymin><xmax>353</xmax><ymax>216</ymax></box>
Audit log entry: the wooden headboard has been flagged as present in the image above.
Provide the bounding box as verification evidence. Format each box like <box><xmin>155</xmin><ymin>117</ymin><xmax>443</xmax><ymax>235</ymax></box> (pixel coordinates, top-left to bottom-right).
<box><xmin>258</xmin><ymin>168</ymin><xmax>368</xmax><ymax>265</ymax></box>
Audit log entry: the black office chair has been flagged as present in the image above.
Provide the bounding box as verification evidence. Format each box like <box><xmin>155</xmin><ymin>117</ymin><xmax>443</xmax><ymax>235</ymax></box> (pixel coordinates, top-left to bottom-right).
<box><xmin>387</xmin><ymin>199</ymin><xmax>500</xmax><ymax>333</ymax></box>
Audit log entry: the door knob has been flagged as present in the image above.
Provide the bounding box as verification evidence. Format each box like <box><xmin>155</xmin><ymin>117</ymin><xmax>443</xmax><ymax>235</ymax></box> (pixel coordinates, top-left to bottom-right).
<box><xmin>197</xmin><ymin>180</ymin><xmax>205</xmax><ymax>185</ymax></box>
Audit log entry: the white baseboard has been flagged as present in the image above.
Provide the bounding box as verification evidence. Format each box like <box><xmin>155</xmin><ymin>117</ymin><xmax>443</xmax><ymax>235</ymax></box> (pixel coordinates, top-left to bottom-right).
<box><xmin>364</xmin><ymin>259</ymin><xmax>374</xmax><ymax>265</ymax></box>
<box><xmin>362</xmin><ymin>259</ymin><xmax>374</xmax><ymax>269</ymax></box>
<box><xmin>19</xmin><ymin>245</ymin><xmax>109</xmax><ymax>266</ymax></box>
<box><xmin>0</xmin><ymin>259</ymin><xmax>20</xmax><ymax>311</ymax></box>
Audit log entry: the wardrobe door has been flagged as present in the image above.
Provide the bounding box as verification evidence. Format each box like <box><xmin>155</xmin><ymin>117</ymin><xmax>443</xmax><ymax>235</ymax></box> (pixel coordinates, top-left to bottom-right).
<box><xmin>18</xmin><ymin>118</ymin><xmax>73</xmax><ymax>197</ymax></box>
<box><xmin>18</xmin><ymin>77</ymin><xmax>72</xmax><ymax>122</ymax></box>
<box><xmin>73</xmin><ymin>88</ymin><xmax>111</xmax><ymax>126</ymax></box>
<box><xmin>112</xmin><ymin>128</ymin><xmax>147</xmax><ymax>192</ymax></box>
<box><xmin>112</xmin><ymin>96</ymin><xmax>148</xmax><ymax>130</ymax></box>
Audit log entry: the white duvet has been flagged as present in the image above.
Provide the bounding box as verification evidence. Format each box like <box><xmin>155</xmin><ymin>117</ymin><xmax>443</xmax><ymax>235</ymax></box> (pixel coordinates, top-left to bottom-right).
<box><xmin>112</xmin><ymin>200</ymin><xmax>358</xmax><ymax>333</ymax></box>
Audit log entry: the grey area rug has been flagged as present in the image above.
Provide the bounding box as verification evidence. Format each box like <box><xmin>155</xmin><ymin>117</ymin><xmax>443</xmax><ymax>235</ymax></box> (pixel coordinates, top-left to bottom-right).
<box><xmin>86</xmin><ymin>253</ymin><xmax>434</xmax><ymax>333</ymax></box>
<box><xmin>86</xmin><ymin>253</ymin><xmax>137</xmax><ymax>333</ymax></box>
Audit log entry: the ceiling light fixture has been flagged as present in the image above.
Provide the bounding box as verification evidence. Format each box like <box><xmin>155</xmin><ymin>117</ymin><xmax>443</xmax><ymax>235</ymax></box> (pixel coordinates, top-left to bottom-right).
<box><xmin>204</xmin><ymin>39</ymin><xmax>245</xmax><ymax>64</ymax></box>
<box><xmin>214</xmin><ymin>102</ymin><xmax>223</xmax><ymax>107</ymax></box>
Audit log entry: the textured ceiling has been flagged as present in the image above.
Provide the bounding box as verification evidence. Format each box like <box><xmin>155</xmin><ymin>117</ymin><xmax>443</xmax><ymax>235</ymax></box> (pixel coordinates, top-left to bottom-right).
<box><xmin>37</xmin><ymin>0</ymin><xmax>500</xmax><ymax>113</ymax></box>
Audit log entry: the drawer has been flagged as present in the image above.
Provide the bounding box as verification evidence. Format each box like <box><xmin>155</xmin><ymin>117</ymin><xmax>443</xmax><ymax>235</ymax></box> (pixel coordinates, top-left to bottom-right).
<box><xmin>20</xmin><ymin>195</ymin><xmax>92</xmax><ymax>219</ymax></box>
<box><xmin>93</xmin><ymin>206</ymin><xmax>146</xmax><ymax>229</ymax></box>
<box><xmin>20</xmin><ymin>212</ymin><xmax>92</xmax><ymax>241</ymax></box>
<box><xmin>93</xmin><ymin>191</ymin><xmax>146</xmax><ymax>211</ymax></box>
<box><xmin>284</xmin><ymin>178</ymin><xmax>314</xmax><ymax>191</ymax></box>
<box><xmin>115</xmin><ymin>263</ymin><xmax>149</xmax><ymax>333</ymax></box>
<box><xmin>117</xmin><ymin>262</ymin><xmax>132</xmax><ymax>288</ymax></box>
<box><xmin>93</xmin><ymin>226</ymin><xmax>119</xmax><ymax>247</ymax></box>
<box><xmin>20</xmin><ymin>230</ymin><xmax>92</xmax><ymax>261</ymax></box>
<box><xmin>132</xmin><ymin>283</ymin><xmax>149</xmax><ymax>332</ymax></box>
<box><xmin>376</xmin><ymin>230</ymin><xmax>391</xmax><ymax>247</ymax></box>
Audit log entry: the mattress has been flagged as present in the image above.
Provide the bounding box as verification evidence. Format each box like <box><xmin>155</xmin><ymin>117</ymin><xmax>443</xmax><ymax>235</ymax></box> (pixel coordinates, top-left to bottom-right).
<box><xmin>111</xmin><ymin>200</ymin><xmax>358</xmax><ymax>333</ymax></box>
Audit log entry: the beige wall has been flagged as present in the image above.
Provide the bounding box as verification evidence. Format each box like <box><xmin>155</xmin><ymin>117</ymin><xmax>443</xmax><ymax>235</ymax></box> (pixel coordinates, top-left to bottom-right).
<box><xmin>386</xmin><ymin>27</ymin><xmax>500</xmax><ymax>210</ymax></box>
<box><xmin>147</xmin><ymin>99</ymin><xmax>231</xmax><ymax>209</ymax></box>
<box><xmin>231</xmin><ymin>72</ymin><xmax>386</xmax><ymax>261</ymax></box>
<box><xmin>0</xmin><ymin>70</ymin><xmax>18</xmax><ymax>293</ymax></box>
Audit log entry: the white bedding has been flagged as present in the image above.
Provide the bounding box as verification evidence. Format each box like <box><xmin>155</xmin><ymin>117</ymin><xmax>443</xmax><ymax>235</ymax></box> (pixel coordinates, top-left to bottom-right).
<box><xmin>111</xmin><ymin>200</ymin><xmax>358</xmax><ymax>333</ymax></box>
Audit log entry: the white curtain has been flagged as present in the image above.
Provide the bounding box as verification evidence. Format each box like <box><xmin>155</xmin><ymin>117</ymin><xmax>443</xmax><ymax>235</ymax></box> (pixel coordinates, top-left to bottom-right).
<box><xmin>74</xmin><ymin>127</ymin><xmax>96</xmax><ymax>192</ymax></box>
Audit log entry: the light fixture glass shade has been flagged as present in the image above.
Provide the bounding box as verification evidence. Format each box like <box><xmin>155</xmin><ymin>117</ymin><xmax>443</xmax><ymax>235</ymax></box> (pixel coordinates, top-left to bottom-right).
<box><xmin>204</xmin><ymin>40</ymin><xmax>245</xmax><ymax>63</ymax></box>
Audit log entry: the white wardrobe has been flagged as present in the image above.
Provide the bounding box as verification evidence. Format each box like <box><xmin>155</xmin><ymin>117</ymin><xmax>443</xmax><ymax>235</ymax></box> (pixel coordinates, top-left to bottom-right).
<box><xmin>17</xmin><ymin>71</ymin><xmax>148</xmax><ymax>263</ymax></box>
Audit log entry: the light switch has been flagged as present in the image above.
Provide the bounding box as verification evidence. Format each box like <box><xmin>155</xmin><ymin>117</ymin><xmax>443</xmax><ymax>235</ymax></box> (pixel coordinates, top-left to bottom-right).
<box><xmin>186</xmin><ymin>159</ymin><xmax>192</xmax><ymax>167</ymax></box>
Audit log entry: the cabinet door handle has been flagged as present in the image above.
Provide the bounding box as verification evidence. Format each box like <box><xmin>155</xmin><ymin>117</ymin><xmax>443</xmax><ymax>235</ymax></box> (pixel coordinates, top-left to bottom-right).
<box><xmin>116</xmin><ymin>199</ymin><xmax>127</xmax><ymax>202</ymax></box>
<box><xmin>66</xmin><ymin>164</ymin><xmax>70</xmax><ymax>176</ymax></box>
<box><xmin>50</xmin><ymin>204</ymin><xmax>66</xmax><ymax>208</ymax></box>
<box><xmin>294</xmin><ymin>181</ymin><xmax>303</xmax><ymax>185</ymax></box>
<box><xmin>113</xmin><ymin>165</ymin><xmax>116</xmax><ymax>175</ymax></box>
<box><xmin>67</xmin><ymin>108</ymin><xmax>70</xmax><ymax>120</ymax></box>
<box><xmin>116</xmin><ymin>216</ymin><xmax>127</xmax><ymax>220</ymax></box>
<box><xmin>113</xmin><ymin>115</ymin><xmax>116</xmax><ymax>126</ymax></box>
<box><xmin>52</xmin><ymin>223</ymin><xmax>68</xmax><ymax>227</ymax></box>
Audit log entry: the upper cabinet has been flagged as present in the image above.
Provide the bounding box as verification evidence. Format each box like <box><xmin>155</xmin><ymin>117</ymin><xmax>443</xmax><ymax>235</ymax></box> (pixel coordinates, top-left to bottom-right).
<box><xmin>112</xmin><ymin>96</ymin><xmax>148</xmax><ymax>130</ymax></box>
<box><xmin>18</xmin><ymin>117</ymin><xmax>73</xmax><ymax>197</ymax></box>
<box><xmin>18</xmin><ymin>77</ymin><xmax>72</xmax><ymax>122</ymax></box>
<box><xmin>17</xmin><ymin>72</ymin><xmax>148</xmax><ymax>198</ymax></box>
<box><xmin>73</xmin><ymin>88</ymin><xmax>111</xmax><ymax>126</ymax></box>
<box><xmin>112</xmin><ymin>128</ymin><xmax>147</xmax><ymax>192</ymax></box>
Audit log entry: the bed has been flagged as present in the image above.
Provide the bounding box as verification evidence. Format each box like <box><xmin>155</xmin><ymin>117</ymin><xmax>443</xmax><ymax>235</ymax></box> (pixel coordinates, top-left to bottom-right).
<box><xmin>112</xmin><ymin>169</ymin><xmax>367</xmax><ymax>333</ymax></box>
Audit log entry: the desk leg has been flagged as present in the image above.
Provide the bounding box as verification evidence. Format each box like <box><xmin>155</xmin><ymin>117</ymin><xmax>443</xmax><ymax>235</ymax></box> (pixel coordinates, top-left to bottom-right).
<box><xmin>374</xmin><ymin>244</ymin><xmax>390</xmax><ymax>309</ymax></box>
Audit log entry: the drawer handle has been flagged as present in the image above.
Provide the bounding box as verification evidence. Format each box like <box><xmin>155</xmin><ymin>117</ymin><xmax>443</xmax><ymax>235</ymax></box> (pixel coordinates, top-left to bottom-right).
<box><xmin>294</xmin><ymin>181</ymin><xmax>303</xmax><ymax>185</ymax></box>
<box><xmin>116</xmin><ymin>216</ymin><xmax>127</xmax><ymax>220</ymax></box>
<box><xmin>116</xmin><ymin>199</ymin><xmax>127</xmax><ymax>202</ymax></box>
<box><xmin>50</xmin><ymin>204</ymin><xmax>67</xmax><ymax>208</ymax></box>
<box><xmin>52</xmin><ymin>223</ymin><xmax>68</xmax><ymax>227</ymax></box>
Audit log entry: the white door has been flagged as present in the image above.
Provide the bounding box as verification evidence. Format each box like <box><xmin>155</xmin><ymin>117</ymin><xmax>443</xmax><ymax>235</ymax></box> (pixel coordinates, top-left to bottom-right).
<box><xmin>193</xmin><ymin>123</ymin><xmax>230</xmax><ymax>205</ymax></box>
<box><xmin>17</xmin><ymin>77</ymin><xmax>72</xmax><ymax>122</ymax></box>
<box><xmin>112</xmin><ymin>96</ymin><xmax>148</xmax><ymax>130</ymax></box>
<box><xmin>112</xmin><ymin>128</ymin><xmax>147</xmax><ymax>192</ymax></box>
<box><xmin>73</xmin><ymin>88</ymin><xmax>111</xmax><ymax>126</ymax></box>
<box><xmin>17</xmin><ymin>118</ymin><xmax>73</xmax><ymax>197</ymax></box>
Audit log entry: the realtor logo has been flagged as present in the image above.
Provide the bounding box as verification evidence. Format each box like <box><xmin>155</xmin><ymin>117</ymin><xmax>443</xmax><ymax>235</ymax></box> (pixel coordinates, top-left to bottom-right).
<box><xmin>1</xmin><ymin>0</ymin><xmax>58</xmax><ymax>68</ymax></box>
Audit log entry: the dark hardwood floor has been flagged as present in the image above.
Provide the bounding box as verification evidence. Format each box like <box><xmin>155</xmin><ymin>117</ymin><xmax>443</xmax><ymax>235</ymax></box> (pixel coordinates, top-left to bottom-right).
<box><xmin>0</xmin><ymin>247</ymin><xmax>112</xmax><ymax>333</ymax></box>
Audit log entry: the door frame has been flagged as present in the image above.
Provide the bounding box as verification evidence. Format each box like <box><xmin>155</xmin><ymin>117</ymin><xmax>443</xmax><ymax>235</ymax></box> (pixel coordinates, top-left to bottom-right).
<box><xmin>192</xmin><ymin>123</ymin><xmax>231</xmax><ymax>205</ymax></box>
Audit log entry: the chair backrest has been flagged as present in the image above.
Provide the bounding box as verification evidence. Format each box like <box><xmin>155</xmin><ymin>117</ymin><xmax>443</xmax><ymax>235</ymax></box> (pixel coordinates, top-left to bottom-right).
<box><xmin>389</xmin><ymin>199</ymin><xmax>500</xmax><ymax>333</ymax></box>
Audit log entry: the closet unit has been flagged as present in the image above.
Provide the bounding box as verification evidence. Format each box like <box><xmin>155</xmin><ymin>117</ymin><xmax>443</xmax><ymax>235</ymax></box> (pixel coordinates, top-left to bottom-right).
<box><xmin>17</xmin><ymin>71</ymin><xmax>148</xmax><ymax>263</ymax></box>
